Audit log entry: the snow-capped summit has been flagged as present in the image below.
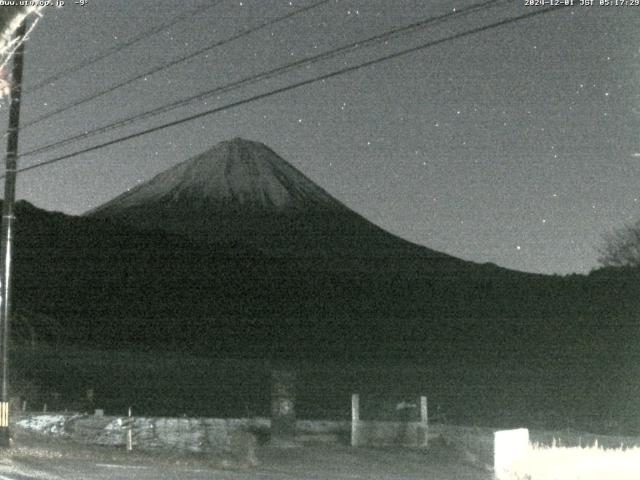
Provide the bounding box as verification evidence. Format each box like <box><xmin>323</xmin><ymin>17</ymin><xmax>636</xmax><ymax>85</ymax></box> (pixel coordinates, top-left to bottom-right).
<box><xmin>90</xmin><ymin>138</ymin><xmax>341</xmax><ymax>213</ymax></box>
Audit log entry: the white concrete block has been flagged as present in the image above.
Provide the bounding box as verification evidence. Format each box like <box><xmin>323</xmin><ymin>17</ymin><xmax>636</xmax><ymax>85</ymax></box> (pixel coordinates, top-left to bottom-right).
<box><xmin>494</xmin><ymin>428</ymin><xmax>529</xmax><ymax>479</ymax></box>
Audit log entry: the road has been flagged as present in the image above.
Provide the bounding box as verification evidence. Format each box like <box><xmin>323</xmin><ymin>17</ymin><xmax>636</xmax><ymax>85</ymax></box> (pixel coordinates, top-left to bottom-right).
<box><xmin>0</xmin><ymin>439</ymin><xmax>494</xmax><ymax>479</ymax></box>
<box><xmin>1</xmin><ymin>459</ymin><xmax>295</xmax><ymax>480</ymax></box>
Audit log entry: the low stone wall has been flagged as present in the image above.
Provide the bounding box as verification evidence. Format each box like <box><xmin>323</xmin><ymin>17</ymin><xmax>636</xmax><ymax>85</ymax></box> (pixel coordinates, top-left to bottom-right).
<box><xmin>14</xmin><ymin>414</ymin><xmax>270</xmax><ymax>453</ymax></box>
<box><xmin>295</xmin><ymin>419</ymin><xmax>350</xmax><ymax>444</ymax></box>
<box><xmin>13</xmin><ymin>414</ymin><xmax>436</xmax><ymax>451</ymax></box>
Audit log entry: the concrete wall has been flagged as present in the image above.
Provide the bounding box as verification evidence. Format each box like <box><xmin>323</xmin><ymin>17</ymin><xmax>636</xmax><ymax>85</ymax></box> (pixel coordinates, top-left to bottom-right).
<box><xmin>352</xmin><ymin>421</ymin><xmax>428</xmax><ymax>447</ymax></box>
<box><xmin>426</xmin><ymin>424</ymin><xmax>496</xmax><ymax>469</ymax></box>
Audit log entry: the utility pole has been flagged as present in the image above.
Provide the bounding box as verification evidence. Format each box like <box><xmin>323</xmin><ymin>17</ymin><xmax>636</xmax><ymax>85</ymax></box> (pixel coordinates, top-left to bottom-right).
<box><xmin>0</xmin><ymin>19</ymin><xmax>26</xmax><ymax>448</ymax></box>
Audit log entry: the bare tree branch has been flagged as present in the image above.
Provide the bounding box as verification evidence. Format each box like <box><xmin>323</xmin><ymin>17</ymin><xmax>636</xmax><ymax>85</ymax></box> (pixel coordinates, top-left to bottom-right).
<box><xmin>598</xmin><ymin>220</ymin><xmax>640</xmax><ymax>268</ymax></box>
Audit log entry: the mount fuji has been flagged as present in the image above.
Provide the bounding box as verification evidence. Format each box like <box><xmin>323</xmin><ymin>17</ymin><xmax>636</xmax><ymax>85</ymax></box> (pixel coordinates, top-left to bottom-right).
<box><xmin>86</xmin><ymin>138</ymin><xmax>460</xmax><ymax>264</ymax></box>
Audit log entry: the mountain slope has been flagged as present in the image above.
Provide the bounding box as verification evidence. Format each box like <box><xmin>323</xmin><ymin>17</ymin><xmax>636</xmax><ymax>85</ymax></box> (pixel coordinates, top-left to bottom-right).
<box><xmin>86</xmin><ymin>138</ymin><xmax>458</xmax><ymax>264</ymax></box>
<box><xmin>11</xmin><ymin>198</ymin><xmax>637</xmax><ymax>361</ymax></box>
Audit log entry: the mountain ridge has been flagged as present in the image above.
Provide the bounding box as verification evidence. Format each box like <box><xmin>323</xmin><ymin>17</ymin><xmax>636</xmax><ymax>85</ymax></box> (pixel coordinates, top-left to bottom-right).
<box><xmin>2</xmin><ymin>194</ymin><xmax>636</xmax><ymax>362</ymax></box>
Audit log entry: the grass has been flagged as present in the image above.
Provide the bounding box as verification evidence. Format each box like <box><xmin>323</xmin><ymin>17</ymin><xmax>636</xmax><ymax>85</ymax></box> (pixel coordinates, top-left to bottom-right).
<box><xmin>505</xmin><ymin>440</ymin><xmax>640</xmax><ymax>480</ymax></box>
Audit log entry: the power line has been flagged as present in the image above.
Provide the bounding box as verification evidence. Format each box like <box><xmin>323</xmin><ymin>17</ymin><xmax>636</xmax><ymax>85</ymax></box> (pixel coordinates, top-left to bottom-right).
<box><xmin>19</xmin><ymin>0</ymin><xmax>504</xmax><ymax>159</ymax></box>
<box><xmin>19</xmin><ymin>0</ymin><xmax>331</xmax><ymax>131</ymax></box>
<box><xmin>8</xmin><ymin>5</ymin><xmax>566</xmax><ymax>178</ymax></box>
<box><xmin>24</xmin><ymin>1</ymin><xmax>225</xmax><ymax>94</ymax></box>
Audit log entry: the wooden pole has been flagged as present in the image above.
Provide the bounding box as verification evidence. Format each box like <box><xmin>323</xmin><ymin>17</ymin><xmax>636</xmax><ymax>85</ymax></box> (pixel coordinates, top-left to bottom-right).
<box><xmin>0</xmin><ymin>19</ymin><xmax>26</xmax><ymax>448</ymax></box>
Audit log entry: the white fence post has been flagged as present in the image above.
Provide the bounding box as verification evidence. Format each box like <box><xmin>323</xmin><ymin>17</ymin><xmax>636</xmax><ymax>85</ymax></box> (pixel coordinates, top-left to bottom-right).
<box><xmin>494</xmin><ymin>428</ymin><xmax>529</xmax><ymax>479</ymax></box>
<box><xmin>420</xmin><ymin>396</ymin><xmax>428</xmax><ymax>424</ymax></box>
<box><xmin>351</xmin><ymin>394</ymin><xmax>360</xmax><ymax>447</ymax></box>
<box><xmin>420</xmin><ymin>395</ymin><xmax>428</xmax><ymax>447</ymax></box>
<box><xmin>126</xmin><ymin>407</ymin><xmax>133</xmax><ymax>452</ymax></box>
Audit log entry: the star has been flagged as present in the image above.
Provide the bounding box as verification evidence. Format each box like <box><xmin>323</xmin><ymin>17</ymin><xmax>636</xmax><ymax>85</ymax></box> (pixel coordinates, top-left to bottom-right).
<box><xmin>13</xmin><ymin>0</ymin><xmax>636</xmax><ymax>276</ymax></box>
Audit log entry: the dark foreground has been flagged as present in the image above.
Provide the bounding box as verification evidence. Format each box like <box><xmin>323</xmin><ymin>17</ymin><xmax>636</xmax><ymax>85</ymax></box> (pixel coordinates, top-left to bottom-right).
<box><xmin>14</xmin><ymin>344</ymin><xmax>640</xmax><ymax>436</ymax></box>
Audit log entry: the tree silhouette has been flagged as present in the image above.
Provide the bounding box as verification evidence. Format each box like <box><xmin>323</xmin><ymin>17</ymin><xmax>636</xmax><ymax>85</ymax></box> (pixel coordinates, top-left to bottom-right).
<box><xmin>598</xmin><ymin>220</ymin><xmax>640</xmax><ymax>267</ymax></box>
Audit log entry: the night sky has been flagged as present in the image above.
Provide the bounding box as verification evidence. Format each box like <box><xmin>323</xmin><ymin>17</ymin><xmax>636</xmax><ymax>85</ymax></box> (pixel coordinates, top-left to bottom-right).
<box><xmin>0</xmin><ymin>0</ymin><xmax>638</xmax><ymax>275</ymax></box>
